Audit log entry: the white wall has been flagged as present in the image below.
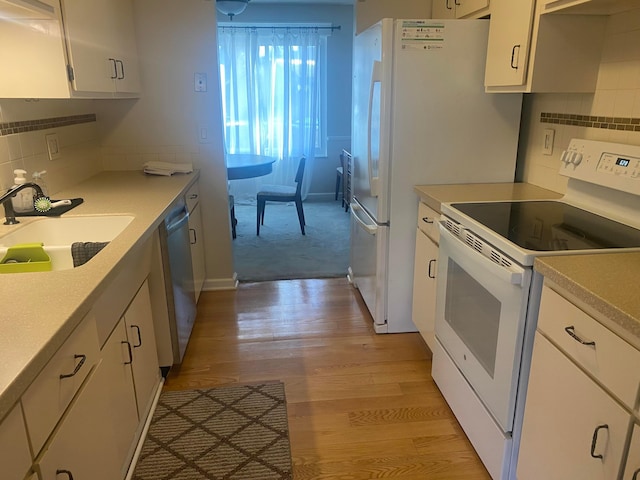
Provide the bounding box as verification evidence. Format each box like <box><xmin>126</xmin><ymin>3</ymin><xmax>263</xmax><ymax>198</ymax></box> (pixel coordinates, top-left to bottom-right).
<box><xmin>518</xmin><ymin>7</ymin><xmax>640</xmax><ymax>193</ymax></box>
<box><xmin>95</xmin><ymin>0</ymin><xmax>235</xmax><ymax>288</ymax></box>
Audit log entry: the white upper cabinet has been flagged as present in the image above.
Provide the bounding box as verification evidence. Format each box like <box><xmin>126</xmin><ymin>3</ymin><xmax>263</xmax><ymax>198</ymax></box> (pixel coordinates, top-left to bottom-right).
<box><xmin>485</xmin><ymin>0</ymin><xmax>609</xmax><ymax>92</ymax></box>
<box><xmin>61</xmin><ymin>0</ymin><xmax>141</xmax><ymax>96</ymax></box>
<box><xmin>0</xmin><ymin>0</ymin><xmax>141</xmax><ymax>98</ymax></box>
<box><xmin>484</xmin><ymin>0</ymin><xmax>535</xmax><ymax>88</ymax></box>
<box><xmin>432</xmin><ymin>0</ymin><xmax>490</xmax><ymax>19</ymax></box>
<box><xmin>0</xmin><ymin>0</ymin><xmax>70</xmax><ymax>98</ymax></box>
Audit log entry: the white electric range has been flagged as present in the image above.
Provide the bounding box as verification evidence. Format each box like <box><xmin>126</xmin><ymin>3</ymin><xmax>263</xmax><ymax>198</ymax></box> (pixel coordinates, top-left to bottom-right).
<box><xmin>431</xmin><ymin>138</ymin><xmax>640</xmax><ymax>480</ymax></box>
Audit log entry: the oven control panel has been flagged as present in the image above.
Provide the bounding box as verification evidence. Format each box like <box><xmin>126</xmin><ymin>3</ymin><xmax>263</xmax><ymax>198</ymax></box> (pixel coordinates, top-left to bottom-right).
<box><xmin>559</xmin><ymin>139</ymin><xmax>640</xmax><ymax>195</ymax></box>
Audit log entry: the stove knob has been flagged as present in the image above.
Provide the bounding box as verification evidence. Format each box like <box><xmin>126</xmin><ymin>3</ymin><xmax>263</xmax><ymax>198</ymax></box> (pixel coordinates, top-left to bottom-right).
<box><xmin>560</xmin><ymin>150</ymin><xmax>570</xmax><ymax>164</ymax></box>
<box><xmin>572</xmin><ymin>153</ymin><xmax>583</xmax><ymax>165</ymax></box>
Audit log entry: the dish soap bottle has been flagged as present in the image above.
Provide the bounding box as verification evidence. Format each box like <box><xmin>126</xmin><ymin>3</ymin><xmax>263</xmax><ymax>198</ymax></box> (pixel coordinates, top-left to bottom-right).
<box><xmin>11</xmin><ymin>169</ymin><xmax>33</xmax><ymax>213</ymax></box>
<box><xmin>32</xmin><ymin>170</ymin><xmax>49</xmax><ymax>198</ymax></box>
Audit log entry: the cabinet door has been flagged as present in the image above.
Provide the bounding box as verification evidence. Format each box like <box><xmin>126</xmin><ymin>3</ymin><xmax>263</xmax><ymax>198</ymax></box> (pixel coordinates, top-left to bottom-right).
<box><xmin>124</xmin><ymin>280</ymin><xmax>161</xmax><ymax>420</ymax></box>
<box><xmin>517</xmin><ymin>332</ymin><xmax>629</xmax><ymax>480</ymax></box>
<box><xmin>455</xmin><ymin>0</ymin><xmax>489</xmax><ymax>18</ymax></box>
<box><xmin>61</xmin><ymin>0</ymin><xmax>118</xmax><ymax>93</ymax></box>
<box><xmin>412</xmin><ymin>229</ymin><xmax>438</xmax><ymax>350</ymax></box>
<box><xmin>111</xmin><ymin>0</ymin><xmax>141</xmax><ymax>93</ymax></box>
<box><xmin>432</xmin><ymin>0</ymin><xmax>456</xmax><ymax>19</ymax></box>
<box><xmin>102</xmin><ymin>319</ymin><xmax>139</xmax><ymax>476</ymax></box>
<box><xmin>0</xmin><ymin>0</ymin><xmax>70</xmax><ymax>98</ymax></box>
<box><xmin>189</xmin><ymin>202</ymin><xmax>206</xmax><ymax>302</ymax></box>
<box><xmin>0</xmin><ymin>403</ymin><xmax>32</xmax><ymax>480</ymax></box>
<box><xmin>623</xmin><ymin>424</ymin><xmax>640</xmax><ymax>480</ymax></box>
<box><xmin>484</xmin><ymin>0</ymin><xmax>535</xmax><ymax>87</ymax></box>
<box><xmin>36</xmin><ymin>362</ymin><xmax>121</xmax><ymax>480</ymax></box>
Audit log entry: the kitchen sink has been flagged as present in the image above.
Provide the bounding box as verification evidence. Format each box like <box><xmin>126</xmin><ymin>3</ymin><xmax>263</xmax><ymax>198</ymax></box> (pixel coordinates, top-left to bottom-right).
<box><xmin>0</xmin><ymin>215</ymin><xmax>134</xmax><ymax>271</ymax></box>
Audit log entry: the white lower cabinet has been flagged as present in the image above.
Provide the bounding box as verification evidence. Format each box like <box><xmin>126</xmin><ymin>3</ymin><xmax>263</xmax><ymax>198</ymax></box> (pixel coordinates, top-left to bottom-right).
<box><xmin>0</xmin><ymin>403</ymin><xmax>32</xmax><ymax>480</ymax></box>
<box><xmin>35</xmin><ymin>360</ymin><xmax>122</xmax><ymax>480</ymax></box>
<box><xmin>124</xmin><ymin>280</ymin><xmax>161</xmax><ymax>419</ymax></box>
<box><xmin>186</xmin><ymin>182</ymin><xmax>205</xmax><ymax>302</ymax></box>
<box><xmin>411</xmin><ymin>228</ymin><xmax>438</xmax><ymax>350</ymax></box>
<box><xmin>101</xmin><ymin>319</ymin><xmax>140</xmax><ymax>477</ymax></box>
<box><xmin>517</xmin><ymin>332</ymin><xmax>629</xmax><ymax>480</ymax></box>
<box><xmin>16</xmin><ymin>277</ymin><xmax>161</xmax><ymax>480</ymax></box>
<box><xmin>412</xmin><ymin>201</ymin><xmax>440</xmax><ymax>350</ymax></box>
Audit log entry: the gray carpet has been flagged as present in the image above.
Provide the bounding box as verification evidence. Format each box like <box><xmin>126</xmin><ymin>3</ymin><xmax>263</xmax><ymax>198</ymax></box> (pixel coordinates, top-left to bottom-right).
<box><xmin>232</xmin><ymin>201</ymin><xmax>350</xmax><ymax>282</ymax></box>
<box><xmin>133</xmin><ymin>383</ymin><xmax>292</xmax><ymax>480</ymax></box>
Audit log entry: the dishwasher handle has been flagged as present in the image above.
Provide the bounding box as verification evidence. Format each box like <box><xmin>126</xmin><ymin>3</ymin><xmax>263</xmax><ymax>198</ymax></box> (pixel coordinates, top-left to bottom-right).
<box><xmin>165</xmin><ymin>206</ymin><xmax>190</xmax><ymax>234</ymax></box>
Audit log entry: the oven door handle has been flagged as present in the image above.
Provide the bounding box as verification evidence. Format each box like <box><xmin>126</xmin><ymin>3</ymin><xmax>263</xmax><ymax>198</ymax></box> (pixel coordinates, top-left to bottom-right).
<box><xmin>439</xmin><ymin>222</ymin><xmax>525</xmax><ymax>286</ymax></box>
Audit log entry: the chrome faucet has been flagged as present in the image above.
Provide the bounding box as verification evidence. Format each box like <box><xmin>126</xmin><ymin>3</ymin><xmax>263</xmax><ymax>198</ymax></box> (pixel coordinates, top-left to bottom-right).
<box><xmin>1</xmin><ymin>182</ymin><xmax>46</xmax><ymax>225</ymax></box>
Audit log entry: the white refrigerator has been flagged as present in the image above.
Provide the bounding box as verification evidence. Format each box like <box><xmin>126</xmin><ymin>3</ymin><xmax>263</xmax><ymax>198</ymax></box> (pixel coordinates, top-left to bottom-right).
<box><xmin>349</xmin><ymin>19</ymin><xmax>523</xmax><ymax>333</ymax></box>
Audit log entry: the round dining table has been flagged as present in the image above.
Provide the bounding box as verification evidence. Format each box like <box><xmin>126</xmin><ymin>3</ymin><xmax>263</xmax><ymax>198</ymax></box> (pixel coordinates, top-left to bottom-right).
<box><xmin>226</xmin><ymin>154</ymin><xmax>277</xmax><ymax>180</ymax></box>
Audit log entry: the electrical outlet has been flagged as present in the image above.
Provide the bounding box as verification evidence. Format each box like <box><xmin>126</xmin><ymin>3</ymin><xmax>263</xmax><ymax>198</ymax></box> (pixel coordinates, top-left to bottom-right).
<box><xmin>542</xmin><ymin>128</ymin><xmax>555</xmax><ymax>156</ymax></box>
<box><xmin>45</xmin><ymin>133</ymin><xmax>61</xmax><ymax>160</ymax></box>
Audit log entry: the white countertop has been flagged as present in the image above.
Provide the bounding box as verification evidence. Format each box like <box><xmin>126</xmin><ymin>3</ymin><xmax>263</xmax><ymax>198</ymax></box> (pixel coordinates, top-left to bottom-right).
<box><xmin>0</xmin><ymin>170</ymin><xmax>198</xmax><ymax>420</ymax></box>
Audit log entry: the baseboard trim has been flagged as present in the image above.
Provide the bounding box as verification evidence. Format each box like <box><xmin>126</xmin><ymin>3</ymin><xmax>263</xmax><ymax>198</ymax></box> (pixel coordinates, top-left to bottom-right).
<box><xmin>203</xmin><ymin>273</ymin><xmax>238</xmax><ymax>291</ymax></box>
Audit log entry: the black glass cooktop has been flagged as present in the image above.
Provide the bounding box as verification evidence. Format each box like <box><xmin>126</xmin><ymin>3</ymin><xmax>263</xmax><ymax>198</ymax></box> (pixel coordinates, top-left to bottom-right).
<box><xmin>450</xmin><ymin>201</ymin><xmax>640</xmax><ymax>252</ymax></box>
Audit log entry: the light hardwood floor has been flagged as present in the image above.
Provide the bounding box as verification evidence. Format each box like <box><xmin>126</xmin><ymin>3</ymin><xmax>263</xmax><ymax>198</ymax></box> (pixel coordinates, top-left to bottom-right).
<box><xmin>164</xmin><ymin>278</ymin><xmax>490</xmax><ymax>479</ymax></box>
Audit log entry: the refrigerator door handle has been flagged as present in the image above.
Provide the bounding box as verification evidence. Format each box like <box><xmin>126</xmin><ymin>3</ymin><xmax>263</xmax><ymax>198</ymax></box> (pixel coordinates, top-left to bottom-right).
<box><xmin>367</xmin><ymin>60</ymin><xmax>382</xmax><ymax>198</ymax></box>
<box><xmin>351</xmin><ymin>202</ymin><xmax>377</xmax><ymax>235</ymax></box>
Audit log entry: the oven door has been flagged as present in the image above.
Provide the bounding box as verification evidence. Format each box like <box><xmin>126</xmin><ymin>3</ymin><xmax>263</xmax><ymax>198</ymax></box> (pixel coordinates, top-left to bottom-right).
<box><xmin>435</xmin><ymin>223</ymin><xmax>532</xmax><ymax>432</ymax></box>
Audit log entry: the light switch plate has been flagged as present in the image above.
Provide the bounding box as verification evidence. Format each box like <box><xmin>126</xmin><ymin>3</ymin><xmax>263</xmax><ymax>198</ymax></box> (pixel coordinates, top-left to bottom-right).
<box><xmin>45</xmin><ymin>133</ymin><xmax>61</xmax><ymax>160</ymax></box>
<box><xmin>194</xmin><ymin>73</ymin><xmax>207</xmax><ymax>92</ymax></box>
<box><xmin>542</xmin><ymin>128</ymin><xmax>555</xmax><ymax>156</ymax></box>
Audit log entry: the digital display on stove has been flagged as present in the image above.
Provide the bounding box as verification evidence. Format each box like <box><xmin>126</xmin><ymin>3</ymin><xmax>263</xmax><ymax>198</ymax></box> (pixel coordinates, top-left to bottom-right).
<box><xmin>450</xmin><ymin>201</ymin><xmax>640</xmax><ymax>252</ymax></box>
<box><xmin>616</xmin><ymin>157</ymin><xmax>630</xmax><ymax>167</ymax></box>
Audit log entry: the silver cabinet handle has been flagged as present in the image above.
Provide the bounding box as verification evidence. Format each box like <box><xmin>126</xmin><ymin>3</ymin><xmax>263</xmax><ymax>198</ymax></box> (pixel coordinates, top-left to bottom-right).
<box><xmin>131</xmin><ymin>325</ymin><xmax>142</xmax><ymax>348</ymax></box>
<box><xmin>109</xmin><ymin>58</ymin><xmax>118</xmax><ymax>79</ymax></box>
<box><xmin>445</xmin><ymin>0</ymin><xmax>453</xmax><ymax>10</ymax></box>
<box><xmin>59</xmin><ymin>354</ymin><xmax>86</xmax><ymax>379</ymax></box>
<box><xmin>428</xmin><ymin>259</ymin><xmax>436</xmax><ymax>279</ymax></box>
<box><xmin>56</xmin><ymin>470</ymin><xmax>74</xmax><ymax>479</ymax></box>
<box><xmin>590</xmin><ymin>424</ymin><xmax>608</xmax><ymax>459</ymax></box>
<box><xmin>189</xmin><ymin>193</ymin><xmax>198</xmax><ymax>200</ymax></box>
<box><xmin>190</xmin><ymin>228</ymin><xmax>197</xmax><ymax>245</ymax></box>
<box><xmin>422</xmin><ymin>217</ymin><xmax>434</xmax><ymax>224</ymax></box>
<box><xmin>564</xmin><ymin>326</ymin><xmax>596</xmax><ymax>347</ymax></box>
<box><xmin>116</xmin><ymin>59</ymin><xmax>125</xmax><ymax>79</ymax></box>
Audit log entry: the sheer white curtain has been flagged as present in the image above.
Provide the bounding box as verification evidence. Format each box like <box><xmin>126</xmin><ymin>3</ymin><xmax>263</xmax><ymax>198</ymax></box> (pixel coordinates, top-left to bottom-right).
<box><xmin>218</xmin><ymin>25</ymin><xmax>324</xmax><ymax>204</ymax></box>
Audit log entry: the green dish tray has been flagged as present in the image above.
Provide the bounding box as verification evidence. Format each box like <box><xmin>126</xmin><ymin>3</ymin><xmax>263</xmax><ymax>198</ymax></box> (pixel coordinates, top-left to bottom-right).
<box><xmin>0</xmin><ymin>243</ymin><xmax>52</xmax><ymax>273</ymax></box>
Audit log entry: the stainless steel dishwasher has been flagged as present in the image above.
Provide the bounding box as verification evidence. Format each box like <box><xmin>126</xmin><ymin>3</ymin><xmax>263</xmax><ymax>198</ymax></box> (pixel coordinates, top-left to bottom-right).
<box><xmin>159</xmin><ymin>199</ymin><xmax>197</xmax><ymax>364</ymax></box>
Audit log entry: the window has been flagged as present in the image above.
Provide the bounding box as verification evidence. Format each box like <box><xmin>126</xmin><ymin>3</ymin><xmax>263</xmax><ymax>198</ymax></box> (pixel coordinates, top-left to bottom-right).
<box><xmin>218</xmin><ymin>24</ymin><xmax>328</xmax><ymax>159</ymax></box>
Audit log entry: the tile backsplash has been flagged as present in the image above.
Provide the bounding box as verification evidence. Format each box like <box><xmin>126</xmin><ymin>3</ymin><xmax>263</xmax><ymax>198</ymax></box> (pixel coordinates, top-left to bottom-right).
<box><xmin>0</xmin><ymin>100</ymin><xmax>102</xmax><ymax>196</ymax></box>
<box><xmin>519</xmin><ymin>7</ymin><xmax>640</xmax><ymax>193</ymax></box>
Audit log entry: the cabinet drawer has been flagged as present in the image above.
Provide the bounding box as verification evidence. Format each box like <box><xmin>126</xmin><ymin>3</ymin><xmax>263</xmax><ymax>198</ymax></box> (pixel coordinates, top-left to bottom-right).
<box><xmin>185</xmin><ymin>182</ymin><xmax>200</xmax><ymax>213</ymax></box>
<box><xmin>22</xmin><ymin>314</ymin><xmax>100</xmax><ymax>455</ymax></box>
<box><xmin>538</xmin><ymin>286</ymin><xmax>640</xmax><ymax>410</ymax></box>
<box><xmin>0</xmin><ymin>403</ymin><xmax>32</xmax><ymax>480</ymax></box>
<box><xmin>417</xmin><ymin>202</ymin><xmax>440</xmax><ymax>243</ymax></box>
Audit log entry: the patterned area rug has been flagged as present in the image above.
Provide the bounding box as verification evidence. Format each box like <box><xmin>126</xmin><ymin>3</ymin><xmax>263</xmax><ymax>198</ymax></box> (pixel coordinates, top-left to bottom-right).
<box><xmin>132</xmin><ymin>383</ymin><xmax>292</xmax><ymax>479</ymax></box>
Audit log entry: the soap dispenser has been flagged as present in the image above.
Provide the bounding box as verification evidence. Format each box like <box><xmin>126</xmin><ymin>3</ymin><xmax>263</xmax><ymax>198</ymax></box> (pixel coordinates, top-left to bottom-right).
<box><xmin>32</xmin><ymin>170</ymin><xmax>49</xmax><ymax>198</ymax></box>
<box><xmin>11</xmin><ymin>169</ymin><xmax>33</xmax><ymax>213</ymax></box>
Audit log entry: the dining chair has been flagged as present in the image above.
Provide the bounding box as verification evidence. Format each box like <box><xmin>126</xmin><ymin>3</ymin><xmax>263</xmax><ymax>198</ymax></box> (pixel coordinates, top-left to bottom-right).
<box><xmin>335</xmin><ymin>161</ymin><xmax>343</xmax><ymax>202</ymax></box>
<box><xmin>229</xmin><ymin>194</ymin><xmax>237</xmax><ymax>239</ymax></box>
<box><xmin>256</xmin><ymin>157</ymin><xmax>306</xmax><ymax>236</ymax></box>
